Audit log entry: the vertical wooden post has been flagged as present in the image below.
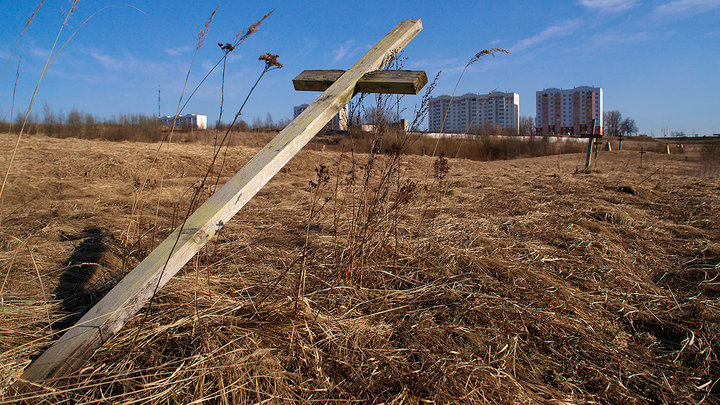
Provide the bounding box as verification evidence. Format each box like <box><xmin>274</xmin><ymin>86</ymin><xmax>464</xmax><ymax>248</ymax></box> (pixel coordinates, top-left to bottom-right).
<box><xmin>584</xmin><ymin>119</ymin><xmax>597</xmax><ymax>171</ymax></box>
<box><xmin>640</xmin><ymin>145</ymin><xmax>645</xmax><ymax>168</ymax></box>
<box><xmin>18</xmin><ymin>18</ymin><xmax>424</xmax><ymax>384</ymax></box>
<box><xmin>584</xmin><ymin>138</ymin><xmax>593</xmax><ymax>170</ymax></box>
<box><xmin>593</xmin><ymin>121</ymin><xmax>599</xmax><ymax>169</ymax></box>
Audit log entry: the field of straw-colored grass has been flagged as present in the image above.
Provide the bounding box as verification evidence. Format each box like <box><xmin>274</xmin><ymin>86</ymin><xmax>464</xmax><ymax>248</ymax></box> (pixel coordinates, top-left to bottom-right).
<box><xmin>0</xmin><ymin>133</ymin><xmax>718</xmax><ymax>403</ymax></box>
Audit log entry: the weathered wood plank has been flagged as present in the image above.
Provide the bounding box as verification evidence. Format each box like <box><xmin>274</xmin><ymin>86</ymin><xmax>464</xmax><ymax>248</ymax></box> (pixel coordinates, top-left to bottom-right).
<box><xmin>293</xmin><ymin>69</ymin><xmax>345</xmax><ymax>92</ymax></box>
<box><xmin>18</xmin><ymin>18</ymin><xmax>423</xmax><ymax>384</ymax></box>
<box><xmin>293</xmin><ymin>69</ymin><xmax>428</xmax><ymax>94</ymax></box>
<box><xmin>358</xmin><ymin>70</ymin><xmax>427</xmax><ymax>94</ymax></box>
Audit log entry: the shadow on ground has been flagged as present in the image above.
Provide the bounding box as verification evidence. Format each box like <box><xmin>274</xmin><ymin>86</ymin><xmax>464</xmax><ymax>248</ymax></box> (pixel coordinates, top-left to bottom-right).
<box><xmin>53</xmin><ymin>227</ymin><xmax>122</xmax><ymax>333</ymax></box>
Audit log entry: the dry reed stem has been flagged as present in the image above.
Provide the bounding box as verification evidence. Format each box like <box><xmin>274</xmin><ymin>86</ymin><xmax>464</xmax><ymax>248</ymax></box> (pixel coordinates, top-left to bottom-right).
<box><xmin>0</xmin><ymin>3</ymin><xmax>145</xmax><ymax>223</ymax></box>
<box><xmin>124</xmin><ymin>9</ymin><xmax>272</xmax><ymax>249</ymax></box>
<box><xmin>433</xmin><ymin>47</ymin><xmax>509</xmax><ymax>156</ymax></box>
<box><xmin>0</xmin><ymin>0</ymin><xmax>45</xmax><ymax>85</ymax></box>
<box><xmin>0</xmin><ymin>0</ymin><xmax>78</xmax><ymax>211</ymax></box>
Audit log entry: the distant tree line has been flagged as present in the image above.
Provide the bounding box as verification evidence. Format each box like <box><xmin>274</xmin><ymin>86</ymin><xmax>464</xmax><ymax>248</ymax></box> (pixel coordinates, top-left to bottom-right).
<box><xmin>466</xmin><ymin>122</ymin><xmax>519</xmax><ymax>137</ymax></box>
<box><xmin>0</xmin><ymin>104</ymin><xmax>292</xmax><ymax>142</ymax></box>
<box><xmin>439</xmin><ymin>116</ymin><xmax>536</xmax><ymax>137</ymax></box>
<box><xmin>512</xmin><ymin>113</ymin><xmax>642</xmax><ymax>138</ymax></box>
<box><xmin>215</xmin><ymin>112</ymin><xmax>290</xmax><ymax>133</ymax></box>
<box><xmin>0</xmin><ymin>103</ymin><xmax>166</xmax><ymax>142</ymax></box>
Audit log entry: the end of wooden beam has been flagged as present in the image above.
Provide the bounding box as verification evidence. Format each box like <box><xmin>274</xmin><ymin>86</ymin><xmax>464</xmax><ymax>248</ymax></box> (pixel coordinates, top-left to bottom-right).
<box><xmin>358</xmin><ymin>70</ymin><xmax>427</xmax><ymax>94</ymax></box>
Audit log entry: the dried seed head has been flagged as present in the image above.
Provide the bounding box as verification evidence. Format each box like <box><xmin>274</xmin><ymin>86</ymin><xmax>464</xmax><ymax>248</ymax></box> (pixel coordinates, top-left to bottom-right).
<box><xmin>23</xmin><ymin>0</ymin><xmax>45</xmax><ymax>35</ymax></box>
<box><xmin>433</xmin><ymin>153</ymin><xmax>450</xmax><ymax>179</ymax></box>
<box><xmin>236</xmin><ymin>9</ymin><xmax>274</xmax><ymax>43</ymax></box>
<box><xmin>466</xmin><ymin>47</ymin><xmax>510</xmax><ymax>67</ymax></box>
<box><xmin>196</xmin><ymin>9</ymin><xmax>217</xmax><ymax>50</ymax></box>
<box><xmin>259</xmin><ymin>52</ymin><xmax>283</xmax><ymax>69</ymax></box>
<box><xmin>218</xmin><ymin>42</ymin><xmax>235</xmax><ymax>54</ymax></box>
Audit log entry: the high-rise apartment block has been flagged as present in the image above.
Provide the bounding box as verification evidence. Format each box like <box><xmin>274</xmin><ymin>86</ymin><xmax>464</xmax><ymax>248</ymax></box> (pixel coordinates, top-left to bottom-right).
<box><xmin>535</xmin><ymin>86</ymin><xmax>603</xmax><ymax>135</ymax></box>
<box><xmin>428</xmin><ymin>92</ymin><xmax>519</xmax><ymax>134</ymax></box>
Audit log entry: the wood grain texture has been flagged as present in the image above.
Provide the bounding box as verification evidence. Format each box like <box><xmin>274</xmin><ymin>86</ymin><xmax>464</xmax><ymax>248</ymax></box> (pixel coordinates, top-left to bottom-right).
<box><xmin>293</xmin><ymin>69</ymin><xmax>427</xmax><ymax>94</ymax></box>
<box><xmin>18</xmin><ymin>18</ymin><xmax>423</xmax><ymax>384</ymax></box>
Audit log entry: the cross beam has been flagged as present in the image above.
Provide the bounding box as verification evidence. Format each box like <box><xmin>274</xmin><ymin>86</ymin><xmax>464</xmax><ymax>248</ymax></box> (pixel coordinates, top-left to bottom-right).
<box><xmin>18</xmin><ymin>18</ymin><xmax>424</xmax><ymax>385</ymax></box>
<box><xmin>293</xmin><ymin>69</ymin><xmax>428</xmax><ymax>94</ymax></box>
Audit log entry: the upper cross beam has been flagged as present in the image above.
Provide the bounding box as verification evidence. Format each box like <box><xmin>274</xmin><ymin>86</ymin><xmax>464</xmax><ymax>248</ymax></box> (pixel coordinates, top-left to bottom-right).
<box><xmin>293</xmin><ymin>69</ymin><xmax>427</xmax><ymax>95</ymax></box>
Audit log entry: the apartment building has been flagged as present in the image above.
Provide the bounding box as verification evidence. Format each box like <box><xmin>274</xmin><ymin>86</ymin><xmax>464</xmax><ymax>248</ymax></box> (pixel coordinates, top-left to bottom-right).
<box><xmin>428</xmin><ymin>92</ymin><xmax>520</xmax><ymax>134</ymax></box>
<box><xmin>535</xmin><ymin>86</ymin><xmax>603</xmax><ymax>135</ymax></box>
<box><xmin>294</xmin><ymin>103</ymin><xmax>348</xmax><ymax>131</ymax></box>
<box><xmin>159</xmin><ymin>114</ymin><xmax>207</xmax><ymax>130</ymax></box>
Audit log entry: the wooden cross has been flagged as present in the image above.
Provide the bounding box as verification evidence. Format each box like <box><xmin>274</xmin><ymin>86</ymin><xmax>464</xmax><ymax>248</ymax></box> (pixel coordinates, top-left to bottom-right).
<box><xmin>639</xmin><ymin>145</ymin><xmax>645</xmax><ymax>168</ymax></box>
<box><xmin>584</xmin><ymin>119</ymin><xmax>600</xmax><ymax>171</ymax></box>
<box><xmin>18</xmin><ymin>18</ymin><xmax>425</xmax><ymax>385</ymax></box>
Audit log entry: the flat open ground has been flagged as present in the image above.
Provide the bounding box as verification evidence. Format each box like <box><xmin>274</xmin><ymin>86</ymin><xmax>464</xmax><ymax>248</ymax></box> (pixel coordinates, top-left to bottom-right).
<box><xmin>0</xmin><ymin>133</ymin><xmax>718</xmax><ymax>403</ymax></box>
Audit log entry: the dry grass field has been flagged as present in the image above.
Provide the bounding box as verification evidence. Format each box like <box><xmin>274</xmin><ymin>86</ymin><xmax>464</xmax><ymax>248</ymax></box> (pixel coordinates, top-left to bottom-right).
<box><xmin>0</xmin><ymin>133</ymin><xmax>718</xmax><ymax>403</ymax></box>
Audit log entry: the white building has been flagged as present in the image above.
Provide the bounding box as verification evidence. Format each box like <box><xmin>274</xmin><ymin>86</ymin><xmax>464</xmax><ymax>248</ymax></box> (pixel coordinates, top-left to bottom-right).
<box><xmin>535</xmin><ymin>86</ymin><xmax>602</xmax><ymax>135</ymax></box>
<box><xmin>428</xmin><ymin>92</ymin><xmax>520</xmax><ymax>134</ymax></box>
<box><xmin>160</xmin><ymin>114</ymin><xmax>207</xmax><ymax>130</ymax></box>
<box><xmin>294</xmin><ymin>104</ymin><xmax>348</xmax><ymax>131</ymax></box>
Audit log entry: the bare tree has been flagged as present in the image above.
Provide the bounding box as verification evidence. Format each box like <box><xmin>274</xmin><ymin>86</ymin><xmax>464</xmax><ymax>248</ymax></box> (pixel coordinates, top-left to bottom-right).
<box><xmin>519</xmin><ymin>116</ymin><xmax>534</xmax><ymax>137</ymax></box>
<box><xmin>67</xmin><ymin>107</ymin><xmax>83</xmax><ymax>137</ymax></box>
<box><xmin>620</xmin><ymin>117</ymin><xmax>638</xmax><ymax>136</ymax></box>
<box><xmin>264</xmin><ymin>112</ymin><xmax>274</xmax><ymax>130</ymax></box>
<box><xmin>251</xmin><ymin>116</ymin><xmax>263</xmax><ymax>131</ymax></box>
<box><xmin>604</xmin><ymin>110</ymin><xmax>622</xmax><ymax>137</ymax></box>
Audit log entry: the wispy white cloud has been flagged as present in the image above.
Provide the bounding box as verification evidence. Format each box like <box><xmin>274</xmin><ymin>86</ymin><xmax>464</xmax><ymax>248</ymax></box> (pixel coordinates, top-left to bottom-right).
<box><xmin>28</xmin><ymin>46</ymin><xmax>50</xmax><ymax>59</ymax></box>
<box><xmin>89</xmin><ymin>51</ymin><xmax>122</xmax><ymax>69</ymax></box>
<box><xmin>512</xmin><ymin>19</ymin><xmax>583</xmax><ymax>52</ymax></box>
<box><xmin>200</xmin><ymin>59</ymin><xmax>215</xmax><ymax>72</ymax></box>
<box><xmin>331</xmin><ymin>40</ymin><xmax>355</xmax><ymax>64</ymax></box>
<box><xmin>86</xmin><ymin>49</ymin><xmax>171</xmax><ymax>76</ymax></box>
<box><xmin>227</xmin><ymin>52</ymin><xmax>243</xmax><ymax>63</ymax></box>
<box><xmin>577</xmin><ymin>0</ymin><xmax>639</xmax><ymax>12</ymax></box>
<box><xmin>165</xmin><ymin>45</ymin><xmax>192</xmax><ymax>56</ymax></box>
<box><xmin>407</xmin><ymin>57</ymin><xmax>459</xmax><ymax>70</ymax></box>
<box><xmin>589</xmin><ymin>30</ymin><xmax>651</xmax><ymax>46</ymax></box>
<box><xmin>655</xmin><ymin>0</ymin><xmax>720</xmax><ymax>15</ymax></box>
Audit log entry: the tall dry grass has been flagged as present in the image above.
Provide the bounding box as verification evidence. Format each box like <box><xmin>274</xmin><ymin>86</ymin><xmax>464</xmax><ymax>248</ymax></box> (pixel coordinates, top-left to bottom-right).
<box><xmin>699</xmin><ymin>142</ymin><xmax>720</xmax><ymax>177</ymax></box>
<box><xmin>2</xmin><ymin>134</ymin><xmax>719</xmax><ymax>403</ymax></box>
<box><xmin>334</xmin><ymin>131</ymin><xmax>586</xmax><ymax>162</ymax></box>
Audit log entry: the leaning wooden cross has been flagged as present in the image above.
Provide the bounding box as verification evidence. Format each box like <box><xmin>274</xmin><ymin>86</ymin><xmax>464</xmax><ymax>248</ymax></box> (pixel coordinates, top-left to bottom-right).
<box><xmin>584</xmin><ymin>118</ymin><xmax>600</xmax><ymax>171</ymax></box>
<box><xmin>19</xmin><ymin>19</ymin><xmax>425</xmax><ymax>384</ymax></box>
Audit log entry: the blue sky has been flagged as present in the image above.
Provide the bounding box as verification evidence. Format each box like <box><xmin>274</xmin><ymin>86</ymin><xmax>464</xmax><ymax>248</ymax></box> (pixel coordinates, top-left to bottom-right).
<box><xmin>1</xmin><ymin>0</ymin><xmax>719</xmax><ymax>136</ymax></box>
